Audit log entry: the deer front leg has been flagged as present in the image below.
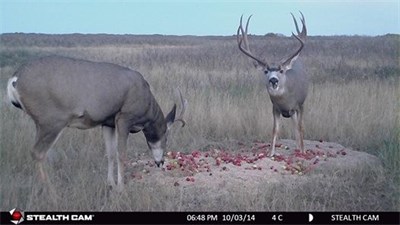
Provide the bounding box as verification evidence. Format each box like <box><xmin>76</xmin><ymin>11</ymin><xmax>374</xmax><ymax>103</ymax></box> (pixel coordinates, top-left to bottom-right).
<box><xmin>298</xmin><ymin>106</ymin><xmax>305</xmax><ymax>152</ymax></box>
<box><xmin>292</xmin><ymin>109</ymin><xmax>304</xmax><ymax>153</ymax></box>
<box><xmin>271</xmin><ymin>106</ymin><xmax>281</xmax><ymax>156</ymax></box>
<box><xmin>115</xmin><ymin>114</ymin><xmax>130</xmax><ymax>192</ymax></box>
<box><xmin>102</xmin><ymin>126</ymin><xmax>117</xmax><ymax>189</ymax></box>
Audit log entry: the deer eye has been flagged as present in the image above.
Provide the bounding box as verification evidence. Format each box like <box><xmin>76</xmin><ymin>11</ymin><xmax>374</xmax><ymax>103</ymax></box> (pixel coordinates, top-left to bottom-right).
<box><xmin>264</xmin><ymin>70</ymin><xmax>269</xmax><ymax>74</ymax></box>
<box><xmin>279</xmin><ymin>70</ymin><xmax>284</xmax><ymax>73</ymax></box>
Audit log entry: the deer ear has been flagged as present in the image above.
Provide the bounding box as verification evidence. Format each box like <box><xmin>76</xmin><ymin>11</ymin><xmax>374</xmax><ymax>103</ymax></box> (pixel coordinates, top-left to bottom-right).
<box><xmin>282</xmin><ymin>54</ymin><xmax>299</xmax><ymax>71</ymax></box>
<box><xmin>166</xmin><ymin>104</ymin><xmax>177</xmax><ymax>130</ymax></box>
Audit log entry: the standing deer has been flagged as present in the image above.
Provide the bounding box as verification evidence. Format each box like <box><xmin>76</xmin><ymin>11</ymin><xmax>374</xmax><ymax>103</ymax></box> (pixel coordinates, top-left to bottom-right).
<box><xmin>7</xmin><ymin>56</ymin><xmax>187</xmax><ymax>192</ymax></box>
<box><xmin>237</xmin><ymin>12</ymin><xmax>308</xmax><ymax>156</ymax></box>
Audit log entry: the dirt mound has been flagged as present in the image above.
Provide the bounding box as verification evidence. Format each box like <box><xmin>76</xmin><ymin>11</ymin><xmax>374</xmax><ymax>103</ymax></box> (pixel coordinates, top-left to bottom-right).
<box><xmin>124</xmin><ymin>139</ymin><xmax>386</xmax><ymax>211</ymax></box>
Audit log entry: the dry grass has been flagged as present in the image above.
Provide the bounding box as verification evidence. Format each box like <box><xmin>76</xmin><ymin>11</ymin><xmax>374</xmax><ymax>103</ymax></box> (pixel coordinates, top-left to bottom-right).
<box><xmin>0</xmin><ymin>34</ymin><xmax>398</xmax><ymax>211</ymax></box>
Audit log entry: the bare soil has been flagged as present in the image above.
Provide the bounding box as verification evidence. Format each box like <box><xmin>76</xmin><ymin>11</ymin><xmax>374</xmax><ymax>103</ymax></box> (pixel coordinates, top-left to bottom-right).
<box><xmin>123</xmin><ymin>139</ymin><xmax>386</xmax><ymax>211</ymax></box>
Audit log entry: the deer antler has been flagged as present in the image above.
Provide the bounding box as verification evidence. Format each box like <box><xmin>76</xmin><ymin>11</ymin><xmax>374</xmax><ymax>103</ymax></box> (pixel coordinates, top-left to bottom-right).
<box><xmin>237</xmin><ymin>15</ymin><xmax>269</xmax><ymax>67</ymax></box>
<box><xmin>175</xmin><ymin>89</ymin><xmax>187</xmax><ymax>127</ymax></box>
<box><xmin>281</xmin><ymin>12</ymin><xmax>307</xmax><ymax>67</ymax></box>
<box><xmin>292</xmin><ymin>11</ymin><xmax>307</xmax><ymax>40</ymax></box>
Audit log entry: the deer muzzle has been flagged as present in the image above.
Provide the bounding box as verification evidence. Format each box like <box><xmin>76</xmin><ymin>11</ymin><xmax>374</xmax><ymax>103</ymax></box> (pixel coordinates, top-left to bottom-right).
<box><xmin>155</xmin><ymin>159</ymin><xmax>164</xmax><ymax>167</ymax></box>
<box><xmin>269</xmin><ymin>77</ymin><xmax>279</xmax><ymax>89</ymax></box>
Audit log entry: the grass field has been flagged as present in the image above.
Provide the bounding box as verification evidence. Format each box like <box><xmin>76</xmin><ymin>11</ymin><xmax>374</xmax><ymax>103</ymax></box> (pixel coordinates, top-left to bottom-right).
<box><xmin>0</xmin><ymin>33</ymin><xmax>399</xmax><ymax>211</ymax></box>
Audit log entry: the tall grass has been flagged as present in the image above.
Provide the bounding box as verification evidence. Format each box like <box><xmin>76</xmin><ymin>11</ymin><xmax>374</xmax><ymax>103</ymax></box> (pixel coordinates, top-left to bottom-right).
<box><xmin>0</xmin><ymin>34</ymin><xmax>398</xmax><ymax>210</ymax></box>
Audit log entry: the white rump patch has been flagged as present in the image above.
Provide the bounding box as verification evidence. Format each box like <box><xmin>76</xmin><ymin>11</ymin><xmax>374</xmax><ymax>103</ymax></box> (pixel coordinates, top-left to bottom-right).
<box><xmin>7</xmin><ymin>76</ymin><xmax>23</xmax><ymax>109</ymax></box>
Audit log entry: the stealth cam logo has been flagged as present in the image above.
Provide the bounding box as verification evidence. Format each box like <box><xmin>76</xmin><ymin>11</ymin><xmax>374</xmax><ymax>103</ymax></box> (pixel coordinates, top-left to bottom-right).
<box><xmin>9</xmin><ymin>208</ymin><xmax>24</xmax><ymax>224</ymax></box>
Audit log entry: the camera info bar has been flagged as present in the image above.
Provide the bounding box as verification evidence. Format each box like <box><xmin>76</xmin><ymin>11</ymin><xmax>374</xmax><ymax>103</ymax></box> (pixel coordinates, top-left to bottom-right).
<box><xmin>1</xmin><ymin>211</ymin><xmax>399</xmax><ymax>224</ymax></box>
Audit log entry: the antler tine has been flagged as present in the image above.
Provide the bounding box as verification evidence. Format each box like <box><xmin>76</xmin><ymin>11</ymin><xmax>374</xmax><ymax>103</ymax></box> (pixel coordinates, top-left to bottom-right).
<box><xmin>237</xmin><ymin>15</ymin><xmax>268</xmax><ymax>67</ymax></box>
<box><xmin>291</xmin><ymin>11</ymin><xmax>307</xmax><ymax>40</ymax></box>
<box><xmin>298</xmin><ymin>11</ymin><xmax>307</xmax><ymax>40</ymax></box>
<box><xmin>291</xmin><ymin>13</ymin><xmax>301</xmax><ymax>35</ymax></box>
<box><xmin>175</xmin><ymin>88</ymin><xmax>187</xmax><ymax>127</ymax></box>
<box><xmin>243</xmin><ymin>15</ymin><xmax>251</xmax><ymax>50</ymax></box>
<box><xmin>281</xmin><ymin>12</ymin><xmax>306</xmax><ymax>67</ymax></box>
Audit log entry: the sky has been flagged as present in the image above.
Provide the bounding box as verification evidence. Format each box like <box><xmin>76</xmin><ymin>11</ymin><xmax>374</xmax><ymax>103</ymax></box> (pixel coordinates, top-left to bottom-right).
<box><xmin>0</xmin><ymin>0</ymin><xmax>399</xmax><ymax>36</ymax></box>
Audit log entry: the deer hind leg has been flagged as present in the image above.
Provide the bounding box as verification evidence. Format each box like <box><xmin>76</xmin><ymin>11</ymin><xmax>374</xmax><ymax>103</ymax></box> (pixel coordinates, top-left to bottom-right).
<box><xmin>30</xmin><ymin>122</ymin><xmax>64</xmax><ymax>205</ymax></box>
<box><xmin>271</xmin><ymin>106</ymin><xmax>281</xmax><ymax>156</ymax></box>
<box><xmin>32</xmin><ymin>123</ymin><xmax>64</xmax><ymax>181</ymax></box>
<box><xmin>102</xmin><ymin>126</ymin><xmax>117</xmax><ymax>189</ymax></box>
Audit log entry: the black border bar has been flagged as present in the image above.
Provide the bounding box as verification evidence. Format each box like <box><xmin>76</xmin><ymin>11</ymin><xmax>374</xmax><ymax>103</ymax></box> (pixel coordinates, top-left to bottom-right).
<box><xmin>1</xmin><ymin>212</ymin><xmax>399</xmax><ymax>224</ymax></box>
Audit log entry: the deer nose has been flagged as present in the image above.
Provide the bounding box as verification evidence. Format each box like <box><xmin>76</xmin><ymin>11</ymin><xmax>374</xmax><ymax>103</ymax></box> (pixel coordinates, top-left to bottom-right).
<box><xmin>155</xmin><ymin>159</ymin><xmax>164</xmax><ymax>168</ymax></box>
<box><xmin>269</xmin><ymin>77</ymin><xmax>279</xmax><ymax>86</ymax></box>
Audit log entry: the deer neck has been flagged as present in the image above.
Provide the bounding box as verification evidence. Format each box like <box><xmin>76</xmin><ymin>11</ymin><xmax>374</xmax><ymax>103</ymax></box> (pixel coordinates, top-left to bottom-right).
<box><xmin>142</xmin><ymin>99</ymin><xmax>167</xmax><ymax>143</ymax></box>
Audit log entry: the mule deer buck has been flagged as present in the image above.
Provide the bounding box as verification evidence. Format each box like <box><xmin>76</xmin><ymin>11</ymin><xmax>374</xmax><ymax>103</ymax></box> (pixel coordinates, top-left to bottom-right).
<box><xmin>237</xmin><ymin>12</ymin><xmax>308</xmax><ymax>156</ymax></box>
<box><xmin>7</xmin><ymin>56</ymin><xmax>187</xmax><ymax>192</ymax></box>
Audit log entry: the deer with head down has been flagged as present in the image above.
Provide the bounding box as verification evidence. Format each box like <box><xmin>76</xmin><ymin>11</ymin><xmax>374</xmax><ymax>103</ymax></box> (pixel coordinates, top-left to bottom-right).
<box><xmin>237</xmin><ymin>12</ymin><xmax>308</xmax><ymax>156</ymax></box>
<box><xmin>7</xmin><ymin>55</ymin><xmax>187</xmax><ymax>192</ymax></box>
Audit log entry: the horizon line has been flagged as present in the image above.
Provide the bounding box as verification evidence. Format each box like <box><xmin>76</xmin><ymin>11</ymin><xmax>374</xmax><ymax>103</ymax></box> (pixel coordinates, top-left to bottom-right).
<box><xmin>1</xmin><ymin>32</ymin><xmax>399</xmax><ymax>38</ymax></box>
